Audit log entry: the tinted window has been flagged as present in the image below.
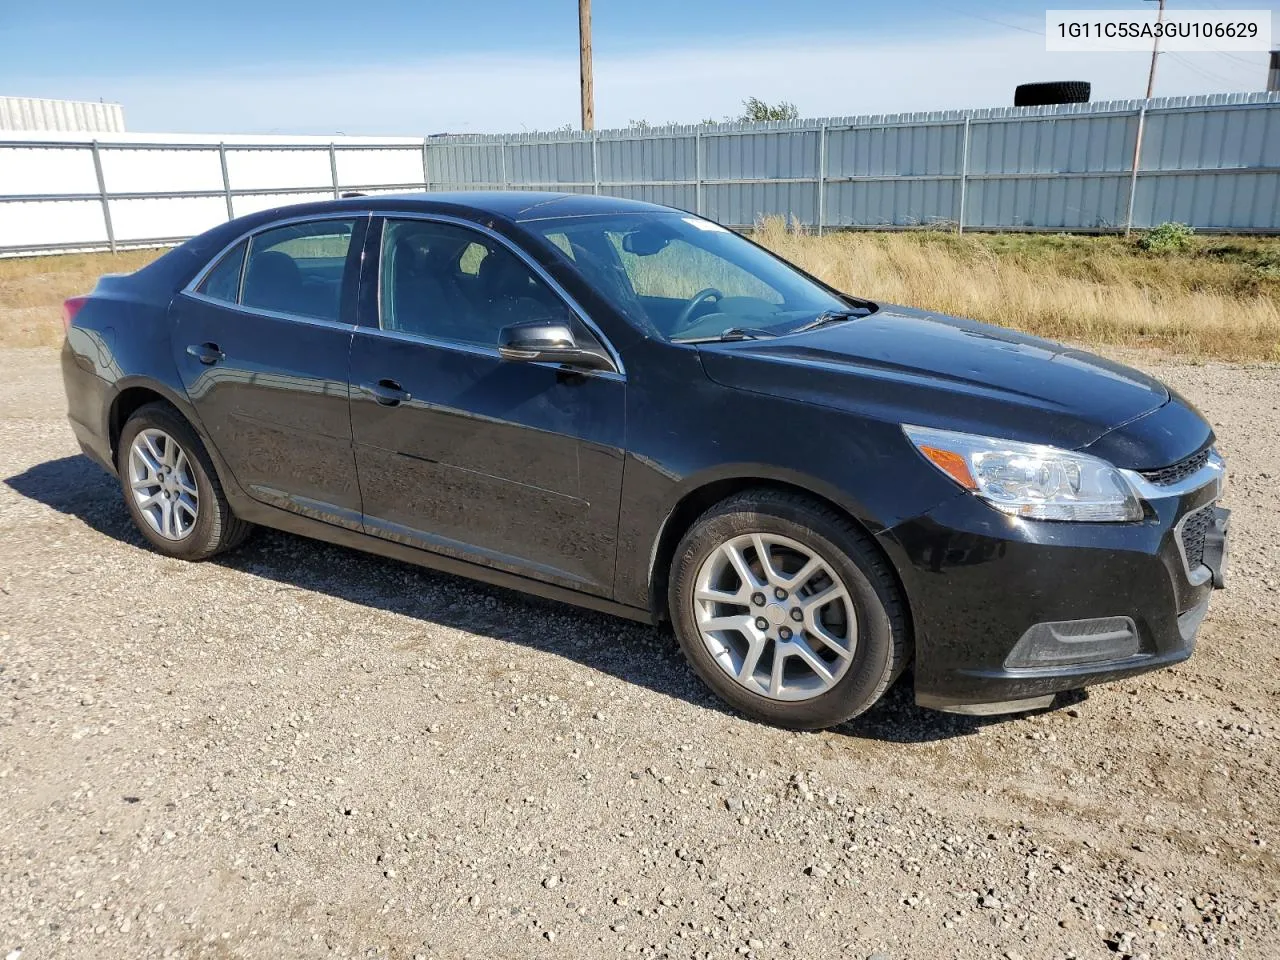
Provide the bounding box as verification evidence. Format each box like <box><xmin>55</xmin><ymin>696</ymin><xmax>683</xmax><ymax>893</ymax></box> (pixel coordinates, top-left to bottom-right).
<box><xmin>380</xmin><ymin>219</ymin><xmax>569</xmax><ymax>348</ymax></box>
<box><xmin>529</xmin><ymin>213</ymin><xmax>848</xmax><ymax>342</ymax></box>
<box><xmin>196</xmin><ymin>239</ymin><xmax>247</xmax><ymax>303</ymax></box>
<box><xmin>242</xmin><ymin>219</ymin><xmax>356</xmax><ymax>322</ymax></box>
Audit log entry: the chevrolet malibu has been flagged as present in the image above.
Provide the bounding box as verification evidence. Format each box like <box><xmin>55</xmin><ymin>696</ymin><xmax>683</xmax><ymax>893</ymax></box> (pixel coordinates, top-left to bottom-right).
<box><xmin>60</xmin><ymin>193</ymin><xmax>1229</xmax><ymax>729</ymax></box>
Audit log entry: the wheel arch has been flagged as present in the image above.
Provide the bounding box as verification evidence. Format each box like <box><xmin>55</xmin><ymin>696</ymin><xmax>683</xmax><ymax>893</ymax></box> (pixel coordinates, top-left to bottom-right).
<box><xmin>645</xmin><ymin>469</ymin><xmax>910</xmax><ymax>631</ymax></box>
<box><xmin>107</xmin><ymin>379</ymin><xmax>193</xmax><ymax>464</ymax></box>
<box><xmin>105</xmin><ymin>378</ymin><xmax>244</xmax><ymax>509</ymax></box>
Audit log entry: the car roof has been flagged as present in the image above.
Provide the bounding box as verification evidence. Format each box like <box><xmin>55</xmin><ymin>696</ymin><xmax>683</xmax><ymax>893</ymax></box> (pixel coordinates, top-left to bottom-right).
<box><xmin>328</xmin><ymin>190</ymin><xmax>679</xmax><ymax>223</ymax></box>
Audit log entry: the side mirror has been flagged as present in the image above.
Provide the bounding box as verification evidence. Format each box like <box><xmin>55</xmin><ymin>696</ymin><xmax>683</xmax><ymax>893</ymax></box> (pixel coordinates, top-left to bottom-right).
<box><xmin>497</xmin><ymin>319</ymin><xmax>614</xmax><ymax>372</ymax></box>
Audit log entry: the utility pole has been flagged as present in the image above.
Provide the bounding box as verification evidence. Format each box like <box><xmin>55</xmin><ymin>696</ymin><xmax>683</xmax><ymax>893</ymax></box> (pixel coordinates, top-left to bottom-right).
<box><xmin>579</xmin><ymin>0</ymin><xmax>594</xmax><ymax>131</ymax></box>
<box><xmin>1145</xmin><ymin>0</ymin><xmax>1166</xmax><ymax>98</ymax></box>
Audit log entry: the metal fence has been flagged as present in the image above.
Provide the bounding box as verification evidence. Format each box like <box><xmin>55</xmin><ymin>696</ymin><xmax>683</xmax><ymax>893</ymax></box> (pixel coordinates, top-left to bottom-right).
<box><xmin>1</xmin><ymin>92</ymin><xmax>1278</xmax><ymax>256</ymax></box>
<box><xmin>0</xmin><ymin>133</ymin><xmax>428</xmax><ymax>254</ymax></box>
<box><xmin>425</xmin><ymin>92</ymin><xmax>1280</xmax><ymax>234</ymax></box>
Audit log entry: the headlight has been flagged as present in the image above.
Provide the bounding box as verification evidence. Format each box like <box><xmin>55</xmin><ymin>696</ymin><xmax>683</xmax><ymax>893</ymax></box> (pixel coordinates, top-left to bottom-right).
<box><xmin>903</xmin><ymin>424</ymin><xmax>1143</xmax><ymax>522</ymax></box>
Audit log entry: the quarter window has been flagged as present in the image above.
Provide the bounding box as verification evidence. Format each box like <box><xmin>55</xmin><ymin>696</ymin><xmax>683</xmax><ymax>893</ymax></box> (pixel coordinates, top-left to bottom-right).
<box><xmin>379</xmin><ymin>219</ymin><xmax>570</xmax><ymax>348</ymax></box>
<box><xmin>195</xmin><ymin>239</ymin><xmax>247</xmax><ymax>304</ymax></box>
<box><xmin>240</xmin><ymin>219</ymin><xmax>356</xmax><ymax>322</ymax></box>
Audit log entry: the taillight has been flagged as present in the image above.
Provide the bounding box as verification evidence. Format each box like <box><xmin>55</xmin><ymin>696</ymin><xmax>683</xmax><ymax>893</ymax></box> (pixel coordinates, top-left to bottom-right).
<box><xmin>62</xmin><ymin>295</ymin><xmax>89</xmax><ymax>332</ymax></box>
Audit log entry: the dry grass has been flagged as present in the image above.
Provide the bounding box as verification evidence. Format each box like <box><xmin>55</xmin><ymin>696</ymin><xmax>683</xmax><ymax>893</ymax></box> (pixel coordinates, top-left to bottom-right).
<box><xmin>2</xmin><ymin>228</ymin><xmax>1280</xmax><ymax>359</ymax></box>
<box><xmin>753</xmin><ymin>219</ymin><xmax>1280</xmax><ymax>362</ymax></box>
<box><xmin>0</xmin><ymin>249</ymin><xmax>163</xmax><ymax>347</ymax></box>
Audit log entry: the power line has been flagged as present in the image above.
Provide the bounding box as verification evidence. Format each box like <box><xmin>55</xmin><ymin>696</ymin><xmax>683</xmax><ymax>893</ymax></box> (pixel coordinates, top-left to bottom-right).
<box><xmin>1167</xmin><ymin>52</ymin><xmax>1243</xmax><ymax>88</ymax></box>
<box><xmin>940</xmin><ymin>6</ymin><xmax>1042</xmax><ymax>37</ymax></box>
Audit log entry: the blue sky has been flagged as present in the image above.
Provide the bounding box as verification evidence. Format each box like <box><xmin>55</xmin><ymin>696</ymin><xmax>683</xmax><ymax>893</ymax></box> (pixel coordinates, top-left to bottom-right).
<box><xmin>2</xmin><ymin>1</ymin><xmax>1275</xmax><ymax>134</ymax></box>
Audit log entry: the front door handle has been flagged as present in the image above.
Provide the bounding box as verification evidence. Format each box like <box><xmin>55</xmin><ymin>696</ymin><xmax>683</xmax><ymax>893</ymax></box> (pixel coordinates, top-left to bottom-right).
<box><xmin>186</xmin><ymin>342</ymin><xmax>225</xmax><ymax>365</ymax></box>
<box><xmin>367</xmin><ymin>378</ymin><xmax>411</xmax><ymax>407</ymax></box>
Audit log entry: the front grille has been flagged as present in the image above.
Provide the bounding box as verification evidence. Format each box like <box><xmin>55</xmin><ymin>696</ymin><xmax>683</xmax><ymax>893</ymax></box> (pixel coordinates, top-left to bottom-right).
<box><xmin>1139</xmin><ymin>449</ymin><xmax>1210</xmax><ymax>486</ymax></box>
<box><xmin>1180</xmin><ymin>504</ymin><xmax>1214</xmax><ymax>571</ymax></box>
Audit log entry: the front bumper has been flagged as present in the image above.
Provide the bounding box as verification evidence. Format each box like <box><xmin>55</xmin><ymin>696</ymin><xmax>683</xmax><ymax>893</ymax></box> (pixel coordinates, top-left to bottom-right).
<box><xmin>878</xmin><ymin>463</ymin><xmax>1227</xmax><ymax>715</ymax></box>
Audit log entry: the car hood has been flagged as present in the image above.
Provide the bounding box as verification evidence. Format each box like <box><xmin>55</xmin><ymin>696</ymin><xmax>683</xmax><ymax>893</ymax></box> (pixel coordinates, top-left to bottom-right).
<box><xmin>697</xmin><ymin>305</ymin><xmax>1174</xmax><ymax>460</ymax></box>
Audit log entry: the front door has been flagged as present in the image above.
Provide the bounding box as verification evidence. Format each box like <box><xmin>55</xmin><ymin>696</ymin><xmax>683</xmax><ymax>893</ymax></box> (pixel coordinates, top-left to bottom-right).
<box><xmin>348</xmin><ymin>216</ymin><xmax>626</xmax><ymax>595</ymax></box>
<box><xmin>170</xmin><ymin>216</ymin><xmax>367</xmax><ymax>528</ymax></box>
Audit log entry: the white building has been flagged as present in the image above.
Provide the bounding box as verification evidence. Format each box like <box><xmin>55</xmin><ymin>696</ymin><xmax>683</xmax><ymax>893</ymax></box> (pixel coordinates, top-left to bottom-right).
<box><xmin>0</xmin><ymin>96</ymin><xmax>125</xmax><ymax>133</ymax></box>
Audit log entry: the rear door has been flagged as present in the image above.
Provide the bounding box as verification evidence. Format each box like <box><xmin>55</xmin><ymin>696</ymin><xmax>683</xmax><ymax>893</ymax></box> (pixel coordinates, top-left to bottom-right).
<box><xmin>348</xmin><ymin>215</ymin><xmax>626</xmax><ymax>595</ymax></box>
<box><xmin>170</xmin><ymin>215</ymin><xmax>367</xmax><ymax>529</ymax></box>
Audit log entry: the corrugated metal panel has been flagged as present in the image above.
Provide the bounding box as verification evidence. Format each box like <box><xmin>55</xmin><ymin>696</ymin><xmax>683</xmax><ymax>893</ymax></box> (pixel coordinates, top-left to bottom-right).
<box><xmin>1134</xmin><ymin>171</ymin><xmax>1280</xmax><ymax>230</ymax></box>
<box><xmin>605</xmin><ymin>183</ymin><xmax>697</xmax><ymax>209</ymax></box>
<box><xmin>966</xmin><ymin>176</ymin><xmax>1131</xmax><ymax>230</ymax></box>
<box><xmin>704</xmin><ymin>182</ymin><xmax>817</xmax><ymax>227</ymax></box>
<box><xmin>598</xmin><ymin>135</ymin><xmax>696</xmax><ymax>183</ymax></box>
<box><xmin>827</xmin><ymin>123</ymin><xmax>964</xmax><ymax>177</ymax></box>
<box><xmin>968</xmin><ymin>114</ymin><xmax>1135</xmax><ymax>175</ymax></box>
<box><xmin>704</xmin><ymin>131</ymin><xmax>818</xmax><ymax>180</ymax></box>
<box><xmin>826</xmin><ymin>179</ymin><xmax>961</xmax><ymax>227</ymax></box>
<box><xmin>505</xmin><ymin>140</ymin><xmax>593</xmax><ymax>186</ymax></box>
<box><xmin>0</xmin><ymin>97</ymin><xmax>125</xmax><ymax>133</ymax></box>
<box><xmin>427</xmin><ymin>142</ymin><xmax>505</xmax><ymax>186</ymax></box>
<box><xmin>1142</xmin><ymin>102</ymin><xmax>1280</xmax><ymax>169</ymax></box>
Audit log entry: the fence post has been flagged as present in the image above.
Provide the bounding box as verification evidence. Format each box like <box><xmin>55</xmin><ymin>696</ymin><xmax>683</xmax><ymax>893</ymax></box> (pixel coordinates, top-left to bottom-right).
<box><xmin>1125</xmin><ymin>103</ymin><xmax>1148</xmax><ymax>237</ymax></box>
<box><xmin>90</xmin><ymin>140</ymin><xmax>116</xmax><ymax>254</ymax></box>
<box><xmin>591</xmin><ymin>131</ymin><xmax>600</xmax><ymax>195</ymax></box>
<box><xmin>957</xmin><ymin>117</ymin><xmax>971</xmax><ymax>234</ymax></box>
<box><xmin>329</xmin><ymin>144</ymin><xmax>340</xmax><ymax>199</ymax></box>
<box><xmin>421</xmin><ymin>141</ymin><xmax>430</xmax><ymax>192</ymax></box>
<box><xmin>695</xmin><ymin>128</ymin><xmax>704</xmax><ymax>215</ymax></box>
<box><xmin>218</xmin><ymin>143</ymin><xmax>234</xmax><ymax>221</ymax></box>
<box><xmin>816</xmin><ymin>123</ymin><xmax>828</xmax><ymax>235</ymax></box>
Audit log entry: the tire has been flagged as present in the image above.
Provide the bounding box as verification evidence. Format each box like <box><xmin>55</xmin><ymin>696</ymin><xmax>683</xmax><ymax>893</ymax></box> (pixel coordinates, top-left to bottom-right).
<box><xmin>116</xmin><ymin>401</ymin><xmax>252</xmax><ymax>560</ymax></box>
<box><xmin>668</xmin><ymin>490</ymin><xmax>909</xmax><ymax>730</ymax></box>
<box><xmin>1014</xmin><ymin>81</ymin><xmax>1091</xmax><ymax>107</ymax></box>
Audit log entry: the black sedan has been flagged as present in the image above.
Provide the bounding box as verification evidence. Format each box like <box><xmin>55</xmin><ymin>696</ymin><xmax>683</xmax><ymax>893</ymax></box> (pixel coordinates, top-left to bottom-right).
<box><xmin>60</xmin><ymin>192</ymin><xmax>1229</xmax><ymax>729</ymax></box>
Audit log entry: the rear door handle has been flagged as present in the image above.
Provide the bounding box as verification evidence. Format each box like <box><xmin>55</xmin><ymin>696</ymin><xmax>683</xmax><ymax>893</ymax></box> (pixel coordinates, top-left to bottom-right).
<box><xmin>366</xmin><ymin>378</ymin><xmax>411</xmax><ymax>407</ymax></box>
<box><xmin>186</xmin><ymin>342</ymin><xmax>225</xmax><ymax>365</ymax></box>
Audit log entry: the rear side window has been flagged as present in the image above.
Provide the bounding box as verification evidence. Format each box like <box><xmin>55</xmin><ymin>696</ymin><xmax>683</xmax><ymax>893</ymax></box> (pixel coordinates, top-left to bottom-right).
<box><xmin>196</xmin><ymin>239</ymin><xmax>247</xmax><ymax>304</ymax></box>
<box><xmin>241</xmin><ymin>219</ymin><xmax>356</xmax><ymax>322</ymax></box>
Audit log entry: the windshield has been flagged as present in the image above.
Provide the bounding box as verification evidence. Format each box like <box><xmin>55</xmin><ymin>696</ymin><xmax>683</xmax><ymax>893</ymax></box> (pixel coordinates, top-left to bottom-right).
<box><xmin>525</xmin><ymin>213</ymin><xmax>862</xmax><ymax>341</ymax></box>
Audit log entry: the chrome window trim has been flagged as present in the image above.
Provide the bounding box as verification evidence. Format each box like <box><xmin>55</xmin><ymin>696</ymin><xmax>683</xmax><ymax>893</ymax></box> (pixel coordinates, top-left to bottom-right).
<box><xmin>182</xmin><ymin>212</ymin><xmax>367</xmax><ymax>297</ymax></box>
<box><xmin>354</xmin><ymin>324</ymin><xmax>624</xmax><ymax>382</ymax></box>
<box><xmin>1119</xmin><ymin>448</ymin><xmax>1225</xmax><ymax>502</ymax></box>
<box><xmin>180</xmin><ymin>289</ymin><xmax>356</xmax><ymax>332</ymax></box>
<box><xmin>371</xmin><ymin>211</ymin><xmax>625</xmax><ymax>378</ymax></box>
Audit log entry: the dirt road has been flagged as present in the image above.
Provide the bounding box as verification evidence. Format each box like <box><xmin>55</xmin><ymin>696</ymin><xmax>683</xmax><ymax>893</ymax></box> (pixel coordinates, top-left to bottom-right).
<box><xmin>2</xmin><ymin>346</ymin><xmax>1278</xmax><ymax>959</ymax></box>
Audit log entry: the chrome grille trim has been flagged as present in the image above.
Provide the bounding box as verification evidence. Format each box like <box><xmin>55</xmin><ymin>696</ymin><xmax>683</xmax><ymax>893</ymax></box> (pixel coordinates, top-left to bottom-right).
<box><xmin>1119</xmin><ymin>448</ymin><xmax>1224</xmax><ymax>501</ymax></box>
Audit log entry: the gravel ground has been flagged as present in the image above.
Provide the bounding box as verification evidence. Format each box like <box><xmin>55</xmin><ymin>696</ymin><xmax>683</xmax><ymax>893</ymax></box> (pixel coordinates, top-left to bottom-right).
<box><xmin>1</xmin><ymin>346</ymin><xmax>1278</xmax><ymax>960</ymax></box>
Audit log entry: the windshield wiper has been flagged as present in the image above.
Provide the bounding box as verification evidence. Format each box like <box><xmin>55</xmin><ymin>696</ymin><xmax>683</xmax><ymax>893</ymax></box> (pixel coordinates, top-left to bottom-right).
<box><xmin>790</xmin><ymin>309</ymin><xmax>862</xmax><ymax>334</ymax></box>
<box><xmin>718</xmin><ymin>327</ymin><xmax>777</xmax><ymax>341</ymax></box>
<box><xmin>675</xmin><ymin>327</ymin><xmax>779</xmax><ymax>344</ymax></box>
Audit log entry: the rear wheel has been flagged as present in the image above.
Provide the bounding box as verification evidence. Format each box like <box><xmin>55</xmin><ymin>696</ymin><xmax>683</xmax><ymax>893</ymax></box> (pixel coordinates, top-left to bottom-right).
<box><xmin>668</xmin><ymin>490</ymin><xmax>909</xmax><ymax>729</ymax></box>
<box><xmin>117</xmin><ymin>402</ymin><xmax>252</xmax><ymax>560</ymax></box>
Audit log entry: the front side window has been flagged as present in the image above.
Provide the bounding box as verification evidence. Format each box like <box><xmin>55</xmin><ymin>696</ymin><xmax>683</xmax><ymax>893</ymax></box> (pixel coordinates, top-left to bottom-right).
<box><xmin>195</xmin><ymin>239</ymin><xmax>247</xmax><ymax>304</ymax></box>
<box><xmin>379</xmin><ymin>219</ymin><xmax>570</xmax><ymax>348</ymax></box>
<box><xmin>526</xmin><ymin>213</ymin><xmax>854</xmax><ymax>342</ymax></box>
<box><xmin>240</xmin><ymin>219</ymin><xmax>356</xmax><ymax>322</ymax></box>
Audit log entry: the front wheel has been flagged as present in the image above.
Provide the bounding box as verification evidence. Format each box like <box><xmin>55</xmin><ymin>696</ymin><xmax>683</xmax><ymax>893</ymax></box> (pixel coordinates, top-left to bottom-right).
<box><xmin>668</xmin><ymin>490</ymin><xmax>909</xmax><ymax>729</ymax></box>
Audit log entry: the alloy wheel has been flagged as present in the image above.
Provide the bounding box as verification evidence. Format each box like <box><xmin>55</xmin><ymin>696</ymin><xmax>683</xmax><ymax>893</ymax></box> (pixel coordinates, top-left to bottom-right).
<box><xmin>692</xmin><ymin>532</ymin><xmax>857</xmax><ymax>702</ymax></box>
<box><xmin>127</xmin><ymin>428</ymin><xmax>199</xmax><ymax>541</ymax></box>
